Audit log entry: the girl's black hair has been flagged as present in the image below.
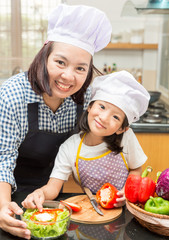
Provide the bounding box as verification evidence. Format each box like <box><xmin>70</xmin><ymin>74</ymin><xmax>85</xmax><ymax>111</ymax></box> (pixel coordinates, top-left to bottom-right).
<box><xmin>28</xmin><ymin>41</ymin><xmax>102</xmax><ymax>105</ymax></box>
<box><xmin>78</xmin><ymin>102</ymin><xmax>129</xmax><ymax>154</ymax></box>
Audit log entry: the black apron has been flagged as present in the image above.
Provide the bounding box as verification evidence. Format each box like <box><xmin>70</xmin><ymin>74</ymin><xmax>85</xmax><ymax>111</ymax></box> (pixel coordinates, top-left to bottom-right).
<box><xmin>14</xmin><ymin>96</ymin><xmax>83</xmax><ymax>192</ymax></box>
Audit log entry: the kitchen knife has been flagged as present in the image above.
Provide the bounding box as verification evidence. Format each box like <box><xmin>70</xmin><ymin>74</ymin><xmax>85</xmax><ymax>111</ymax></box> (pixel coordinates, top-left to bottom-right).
<box><xmin>83</xmin><ymin>187</ymin><xmax>104</xmax><ymax>216</ymax></box>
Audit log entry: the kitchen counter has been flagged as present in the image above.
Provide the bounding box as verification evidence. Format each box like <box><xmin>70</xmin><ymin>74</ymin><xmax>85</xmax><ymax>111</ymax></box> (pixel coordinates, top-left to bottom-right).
<box><xmin>1</xmin><ymin>192</ymin><xmax>169</xmax><ymax>240</ymax></box>
<box><xmin>131</xmin><ymin>125</ymin><xmax>169</xmax><ymax>133</ymax></box>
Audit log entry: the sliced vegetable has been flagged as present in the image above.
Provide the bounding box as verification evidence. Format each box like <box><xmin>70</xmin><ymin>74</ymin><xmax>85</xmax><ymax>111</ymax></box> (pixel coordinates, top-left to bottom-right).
<box><xmin>96</xmin><ymin>183</ymin><xmax>118</xmax><ymax>209</ymax></box>
<box><xmin>30</xmin><ymin>208</ymin><xmax>62</xmax><ymax>225</ymax></box>
<box><xmin>61</xmin><ymin>201</ymin><xmax>82</xmax><ymax>212</ymax></box>
<box><xmin>22</xmin><ymin>208</ymin><xmax>70</xmax><ymax>238</ymax></box>
<box><xmin>125</xmin><ymin>166</ymin><xmax>156</xmax><ymax>204</ymax></box>
<box><xmin>144</xmin><ymin>196</ymin><xmax>169</xmax><ymax>215</ymax></box>
<box><xmin>156</xmin><ymin>168</ymin><xmax>169</xmax><ymax>200</ymax></box>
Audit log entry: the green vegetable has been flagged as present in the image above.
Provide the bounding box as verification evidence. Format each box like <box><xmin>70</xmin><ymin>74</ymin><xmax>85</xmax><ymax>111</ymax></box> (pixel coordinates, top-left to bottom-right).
<box><xmin>144</xmin><ymin>196</ymin><xmax>169</xmax><ymax>215</ymax></box>
<box><xmin>22</xmin><ymin>208</ymin><xmax>70</xmax><ymax>238</ymax></box>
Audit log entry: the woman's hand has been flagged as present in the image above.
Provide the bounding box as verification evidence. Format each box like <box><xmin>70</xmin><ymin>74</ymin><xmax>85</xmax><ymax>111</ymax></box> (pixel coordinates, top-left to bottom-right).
<box><xmin>114</xmin><ymin>189</ymin><xmax>126</xmax><ymax>208</ymax></box>
<box><xmin>0</xmin><ymin>201</ymin><xmax>31</xmax><ymax>239</ymax></box>
<box><xmin>22</xmin><ymin>189</ymin><xmax>45</xmax><ymax>212</ymax></box>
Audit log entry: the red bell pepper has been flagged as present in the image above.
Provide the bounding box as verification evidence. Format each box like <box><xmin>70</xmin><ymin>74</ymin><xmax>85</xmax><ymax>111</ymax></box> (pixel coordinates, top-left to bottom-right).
<box><xmin>125</xmin><ymin>166</ymin><xmax>156</xmax><ymax>204</ymax></box>
<box><xmin>30</xmin><ymin>208</ymin><xmax>63</xmax><ymax>225</ymax></box>
<box><xmin>60</xmin><ymin>201</ymin><xmax>82</xmax><ymax>212</ymax></box>
<box><xmin>96</xmin><ymin>183</ymin><xmax>118</xmax><ymax>209</ymax></box>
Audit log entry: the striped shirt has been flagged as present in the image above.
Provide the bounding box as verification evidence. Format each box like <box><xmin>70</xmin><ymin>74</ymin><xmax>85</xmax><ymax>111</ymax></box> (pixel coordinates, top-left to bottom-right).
<box><xmin>0</xmin><ymin>72</ymin><xmax>91</xmax><ymax>191</ymax></box>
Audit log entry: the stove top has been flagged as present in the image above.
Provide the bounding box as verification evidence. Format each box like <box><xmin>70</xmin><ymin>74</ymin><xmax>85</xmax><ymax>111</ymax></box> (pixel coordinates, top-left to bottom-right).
<box><xmin>131</xmin><ymin>101</ymin><xmax>169</xmax><ymax>133</ymax></box>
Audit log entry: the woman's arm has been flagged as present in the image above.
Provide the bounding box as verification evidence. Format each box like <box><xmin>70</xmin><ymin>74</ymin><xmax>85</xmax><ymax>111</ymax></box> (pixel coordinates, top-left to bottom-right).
<box><xmin>0</xmin><ymin>182</ymin><xmax>31</xmax><ymax>239</ymax></box>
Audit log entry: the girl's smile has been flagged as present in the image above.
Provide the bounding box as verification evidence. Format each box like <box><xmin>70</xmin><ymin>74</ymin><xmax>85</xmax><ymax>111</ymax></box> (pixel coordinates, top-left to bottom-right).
<box><xmin>94</xmin><ymin>118</ymin><xmax>106</xmax><ymax>129</ymax></box>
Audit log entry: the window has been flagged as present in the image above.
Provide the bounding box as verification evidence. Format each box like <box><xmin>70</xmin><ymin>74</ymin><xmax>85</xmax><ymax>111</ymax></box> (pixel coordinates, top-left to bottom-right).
<box><xmin>158</xmin><ymin>17</ymin><xmax>169</xmax><ymax>93</ymax></box>
<box><xmin>0</xmin><ymin>0</ymin><xmax>61</xmax><ymax>80</ymax></box>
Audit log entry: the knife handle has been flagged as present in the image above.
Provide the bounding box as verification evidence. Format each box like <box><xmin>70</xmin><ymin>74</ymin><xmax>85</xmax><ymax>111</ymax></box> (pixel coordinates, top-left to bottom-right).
<box><xmin>83</xmin><ymin>187</ymin><xmax>95</xmax><ymax>200</ymax></box>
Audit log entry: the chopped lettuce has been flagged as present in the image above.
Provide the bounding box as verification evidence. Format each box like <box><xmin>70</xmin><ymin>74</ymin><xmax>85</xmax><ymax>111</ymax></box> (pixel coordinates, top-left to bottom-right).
<box><xmin>22</xmin><ymin>208</ymin><xmax>70</xmax><ymax>239</ymax></box>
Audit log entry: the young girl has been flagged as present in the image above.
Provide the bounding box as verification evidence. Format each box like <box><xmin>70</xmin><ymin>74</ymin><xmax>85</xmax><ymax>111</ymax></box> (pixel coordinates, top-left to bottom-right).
<box><xmin>22</xmin><ymin>70</ymin><xmax>150</xmax><ymax>211</ymax></box>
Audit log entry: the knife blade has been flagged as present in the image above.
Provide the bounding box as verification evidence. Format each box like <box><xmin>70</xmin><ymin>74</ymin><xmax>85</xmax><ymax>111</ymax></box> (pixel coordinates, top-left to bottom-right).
<box><xmin>83</xmin><ymin>187</ymin><xmax>104</xmax><ymax>216</ymax></box>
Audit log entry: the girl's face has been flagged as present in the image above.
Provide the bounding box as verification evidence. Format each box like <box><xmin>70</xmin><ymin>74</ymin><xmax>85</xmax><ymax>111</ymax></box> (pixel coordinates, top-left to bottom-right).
<box><xmin>46</xmin><ymin>42</ymin><xmax>92</xmax><ymax>99</ymax></box>
<box><xmin>87</xmin><ymin>100</ymin><xmax>126</xmax><ymax>138</ymax></box>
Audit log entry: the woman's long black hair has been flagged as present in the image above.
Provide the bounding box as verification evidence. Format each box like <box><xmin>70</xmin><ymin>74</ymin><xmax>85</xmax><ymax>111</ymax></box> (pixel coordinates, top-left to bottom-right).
<box><xmin>78</xmin><ymin>102</ymin><xmax>129</xmax><ymax>154</ymax></box>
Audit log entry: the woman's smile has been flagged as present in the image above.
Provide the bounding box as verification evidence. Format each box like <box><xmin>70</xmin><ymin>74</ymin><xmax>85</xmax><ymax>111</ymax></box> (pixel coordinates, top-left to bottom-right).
<box><xmin>55</xmin><ymin>80</ymin><xmax>72</xmax><ymax>91</ymax></box>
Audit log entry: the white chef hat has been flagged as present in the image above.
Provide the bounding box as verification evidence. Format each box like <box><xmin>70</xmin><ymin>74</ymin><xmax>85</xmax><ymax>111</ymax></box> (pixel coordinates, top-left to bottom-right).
<box><xmin>47</xmin><ymin>4</ymin><xmax>112</xmax><ymax>56</ymax></box>
<box><xmin>90</xmin><ymin>71</ymin><xmax>150</xmax><ymax>125</ymax></box>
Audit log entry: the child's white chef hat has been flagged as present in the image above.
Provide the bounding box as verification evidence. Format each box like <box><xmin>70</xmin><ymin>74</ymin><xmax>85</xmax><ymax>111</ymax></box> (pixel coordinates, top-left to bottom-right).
<box><xmin>47</xmin><ymin>4</ymin><xmax>112</xmax><ymax>56</ymax></box>
<box><xmin>90</xmin><ymin>71</ymin><xmax>150</xmax><ymax>125</ymax></box>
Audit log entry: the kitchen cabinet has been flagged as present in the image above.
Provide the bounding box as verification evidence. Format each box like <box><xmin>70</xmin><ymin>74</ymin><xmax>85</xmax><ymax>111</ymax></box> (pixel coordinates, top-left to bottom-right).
<box><xmin>63</xmin><ymin>174</ymin><xmax>83</xmax><ymax>193</ymax></box>
<box><xmin>105</xmin><ymin>43</ymin><xmax>158</xmax><ymax>50</ymax></box>
<box><xmin>136</xmin><ymin>133</ymin><xmax>169</xmax><ymax>181</ymax></box>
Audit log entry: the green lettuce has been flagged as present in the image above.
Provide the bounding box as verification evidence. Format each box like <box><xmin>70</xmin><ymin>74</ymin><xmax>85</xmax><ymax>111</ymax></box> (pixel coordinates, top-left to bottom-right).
<box><xmin>22</xmin><ymin>208</ymin><xmax>70</xmax><ymax>239</ymax></box>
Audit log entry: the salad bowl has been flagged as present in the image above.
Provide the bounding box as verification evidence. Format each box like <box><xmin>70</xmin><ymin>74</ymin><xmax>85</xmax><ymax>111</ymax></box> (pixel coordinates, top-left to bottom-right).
<box><xmin>21</xmin><ymin>200</ymin><xmax>72</xmax><ymax>240</ymax></box>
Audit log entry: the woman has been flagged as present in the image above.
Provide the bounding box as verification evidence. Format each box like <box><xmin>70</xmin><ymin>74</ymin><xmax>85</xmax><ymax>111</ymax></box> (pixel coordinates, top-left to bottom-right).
<box><xmin>0</xmin><ymin>4</ymin><xmax>112</xmax><ymax>239</ymax></box>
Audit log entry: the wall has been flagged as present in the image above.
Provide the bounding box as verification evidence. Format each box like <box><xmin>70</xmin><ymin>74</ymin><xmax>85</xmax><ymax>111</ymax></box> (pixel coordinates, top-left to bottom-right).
<box><xmin>67</xmin><ymin>0</ymin><xmax>163</xmax><ymax>91</ymax></box>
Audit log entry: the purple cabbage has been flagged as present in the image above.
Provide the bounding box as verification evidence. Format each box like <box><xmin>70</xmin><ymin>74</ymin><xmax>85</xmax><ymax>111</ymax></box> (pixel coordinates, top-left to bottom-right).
<box><xmin>156</xmin><ymin>168</ymin><xmax>169</xmax><ymax>200</ymax></box>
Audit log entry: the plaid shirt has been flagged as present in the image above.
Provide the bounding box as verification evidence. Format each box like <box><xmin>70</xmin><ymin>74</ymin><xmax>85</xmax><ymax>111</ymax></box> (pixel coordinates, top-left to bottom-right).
<box><xmin>0</xmin><ymin>72</ymin><xmax>91</xmax><ymax>191</ymax></box>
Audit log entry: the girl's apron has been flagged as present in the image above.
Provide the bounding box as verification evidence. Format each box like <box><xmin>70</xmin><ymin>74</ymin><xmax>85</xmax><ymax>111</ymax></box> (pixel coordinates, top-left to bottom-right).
<box><xmin>76</xmin><ymin>134</ymin><xmax>129</xmax><ymax>194</ymax></box>
<box><xmin>14</xmin><ymin>96</ymin><xmax>83</xmax><ymax>192</ymax></box>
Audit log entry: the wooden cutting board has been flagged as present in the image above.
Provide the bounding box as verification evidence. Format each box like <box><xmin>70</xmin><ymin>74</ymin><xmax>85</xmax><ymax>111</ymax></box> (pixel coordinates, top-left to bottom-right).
<box><xmin>64</xmin><ymin>195</ymin><xmax>122</xmax><ymax>224</ymax></box>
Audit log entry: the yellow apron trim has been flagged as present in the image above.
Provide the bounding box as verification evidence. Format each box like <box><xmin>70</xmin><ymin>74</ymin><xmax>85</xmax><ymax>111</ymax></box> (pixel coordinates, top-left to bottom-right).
<box><xmin>76</xmin><ymin>133</ymin><xmax>111</xmax><ymax>183</ymax></box>
<box><xmin>79</xmin><ymin>150</ymin><xmax>112</xmax><ymax>161</ymax></box>
<box><xmin>75</xmin><ymin>229</ymin><xmax>80</xmax><ymax>239</ymax></box>
<box><xmin>120</xmin><ymin>152</ymin><xmax>129</xmax><ymax>171</ymax></box>
<box><xmin>76</xmin><ymin>133</ymin><xmax>129</xmax><ymax>184</ymax></box>
<box><xmin>76</xmin><ymin>133</ymin><xmax>86</xmax><ymax>185</ymax></box>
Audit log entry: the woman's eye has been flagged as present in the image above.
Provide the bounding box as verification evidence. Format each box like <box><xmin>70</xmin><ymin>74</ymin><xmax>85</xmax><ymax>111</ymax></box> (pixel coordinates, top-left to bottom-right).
<box><xmin>77</xmin><ymin>66</ymin><xmax>86</xmax><ymax>72</ymax></box>
<box><xmin>56</xmin><ymin>60</ymin><xmax>65</xmax><ymax>66</ymax></box>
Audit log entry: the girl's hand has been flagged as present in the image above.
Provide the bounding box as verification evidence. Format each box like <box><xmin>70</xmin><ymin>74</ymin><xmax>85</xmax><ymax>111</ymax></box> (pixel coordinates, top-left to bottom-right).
<box><xmin>114</xmin><ymin>189</ymin><xmax>126</xmax><ymax>208</ymax></box>
<box><xmin>0</xmin><ymin>202</ymin><xmax>31</xmax><ymax>239</ymax></box>
<box><xmin>22</xmin><ymin>189</ymin><xmax>45</xmax><ymax>212</ymax></box>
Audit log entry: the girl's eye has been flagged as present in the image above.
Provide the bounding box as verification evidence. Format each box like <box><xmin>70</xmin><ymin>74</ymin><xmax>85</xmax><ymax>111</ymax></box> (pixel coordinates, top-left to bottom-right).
<box><xmin>113</xmin><ymin>115</ymin><xmax>120</xmax><ymax>120</ymax></box>
<box><xmin>100</xmin><ymin>104</ymin><xmax>105</xmax><ymax>109</ymax></box>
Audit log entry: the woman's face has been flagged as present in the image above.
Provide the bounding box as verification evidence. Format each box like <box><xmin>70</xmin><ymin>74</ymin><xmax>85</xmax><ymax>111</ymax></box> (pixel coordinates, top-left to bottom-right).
<box><xmin>87</xmin><ymin>100</ymin><xmax>126</xmax><ymax>138</ymax></box>
<box><xmin>46</xmin><ymin>42</ymin><xmax>92</xmax><ymax>99</ymax></box>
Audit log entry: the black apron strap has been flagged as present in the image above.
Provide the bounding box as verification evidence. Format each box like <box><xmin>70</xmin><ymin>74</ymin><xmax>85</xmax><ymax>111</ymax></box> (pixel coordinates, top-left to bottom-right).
<box><xmin>28</xmin><ymin>103</ymin><xmax>39</xmax><ymax>131</ymax></box>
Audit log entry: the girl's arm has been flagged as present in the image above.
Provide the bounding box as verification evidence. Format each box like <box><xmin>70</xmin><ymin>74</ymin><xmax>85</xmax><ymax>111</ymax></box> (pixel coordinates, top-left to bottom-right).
<box><xmin>22</xmin><ymin>178</ymin><xmax>64</xmax><ymax>211</ymax></box>
<box><xmin>128</xmin><ymin>166</ymin><xmax>142</xmax><ymax>176</ymax></box>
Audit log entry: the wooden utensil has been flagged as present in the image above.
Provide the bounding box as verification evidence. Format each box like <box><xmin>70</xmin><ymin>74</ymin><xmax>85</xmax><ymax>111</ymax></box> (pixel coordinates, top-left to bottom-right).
<box><xmin>64</xmin><ymin>195</ymin><xmax>122</xmax><ymax>224</ymax></box>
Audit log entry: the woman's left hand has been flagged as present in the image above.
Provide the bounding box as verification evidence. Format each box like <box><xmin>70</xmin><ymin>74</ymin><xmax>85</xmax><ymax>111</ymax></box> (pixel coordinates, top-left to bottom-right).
<box><xmin>114</xmin><ymin>189</ymin><xmax>126</xmax><ymax>208</ymax></box>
